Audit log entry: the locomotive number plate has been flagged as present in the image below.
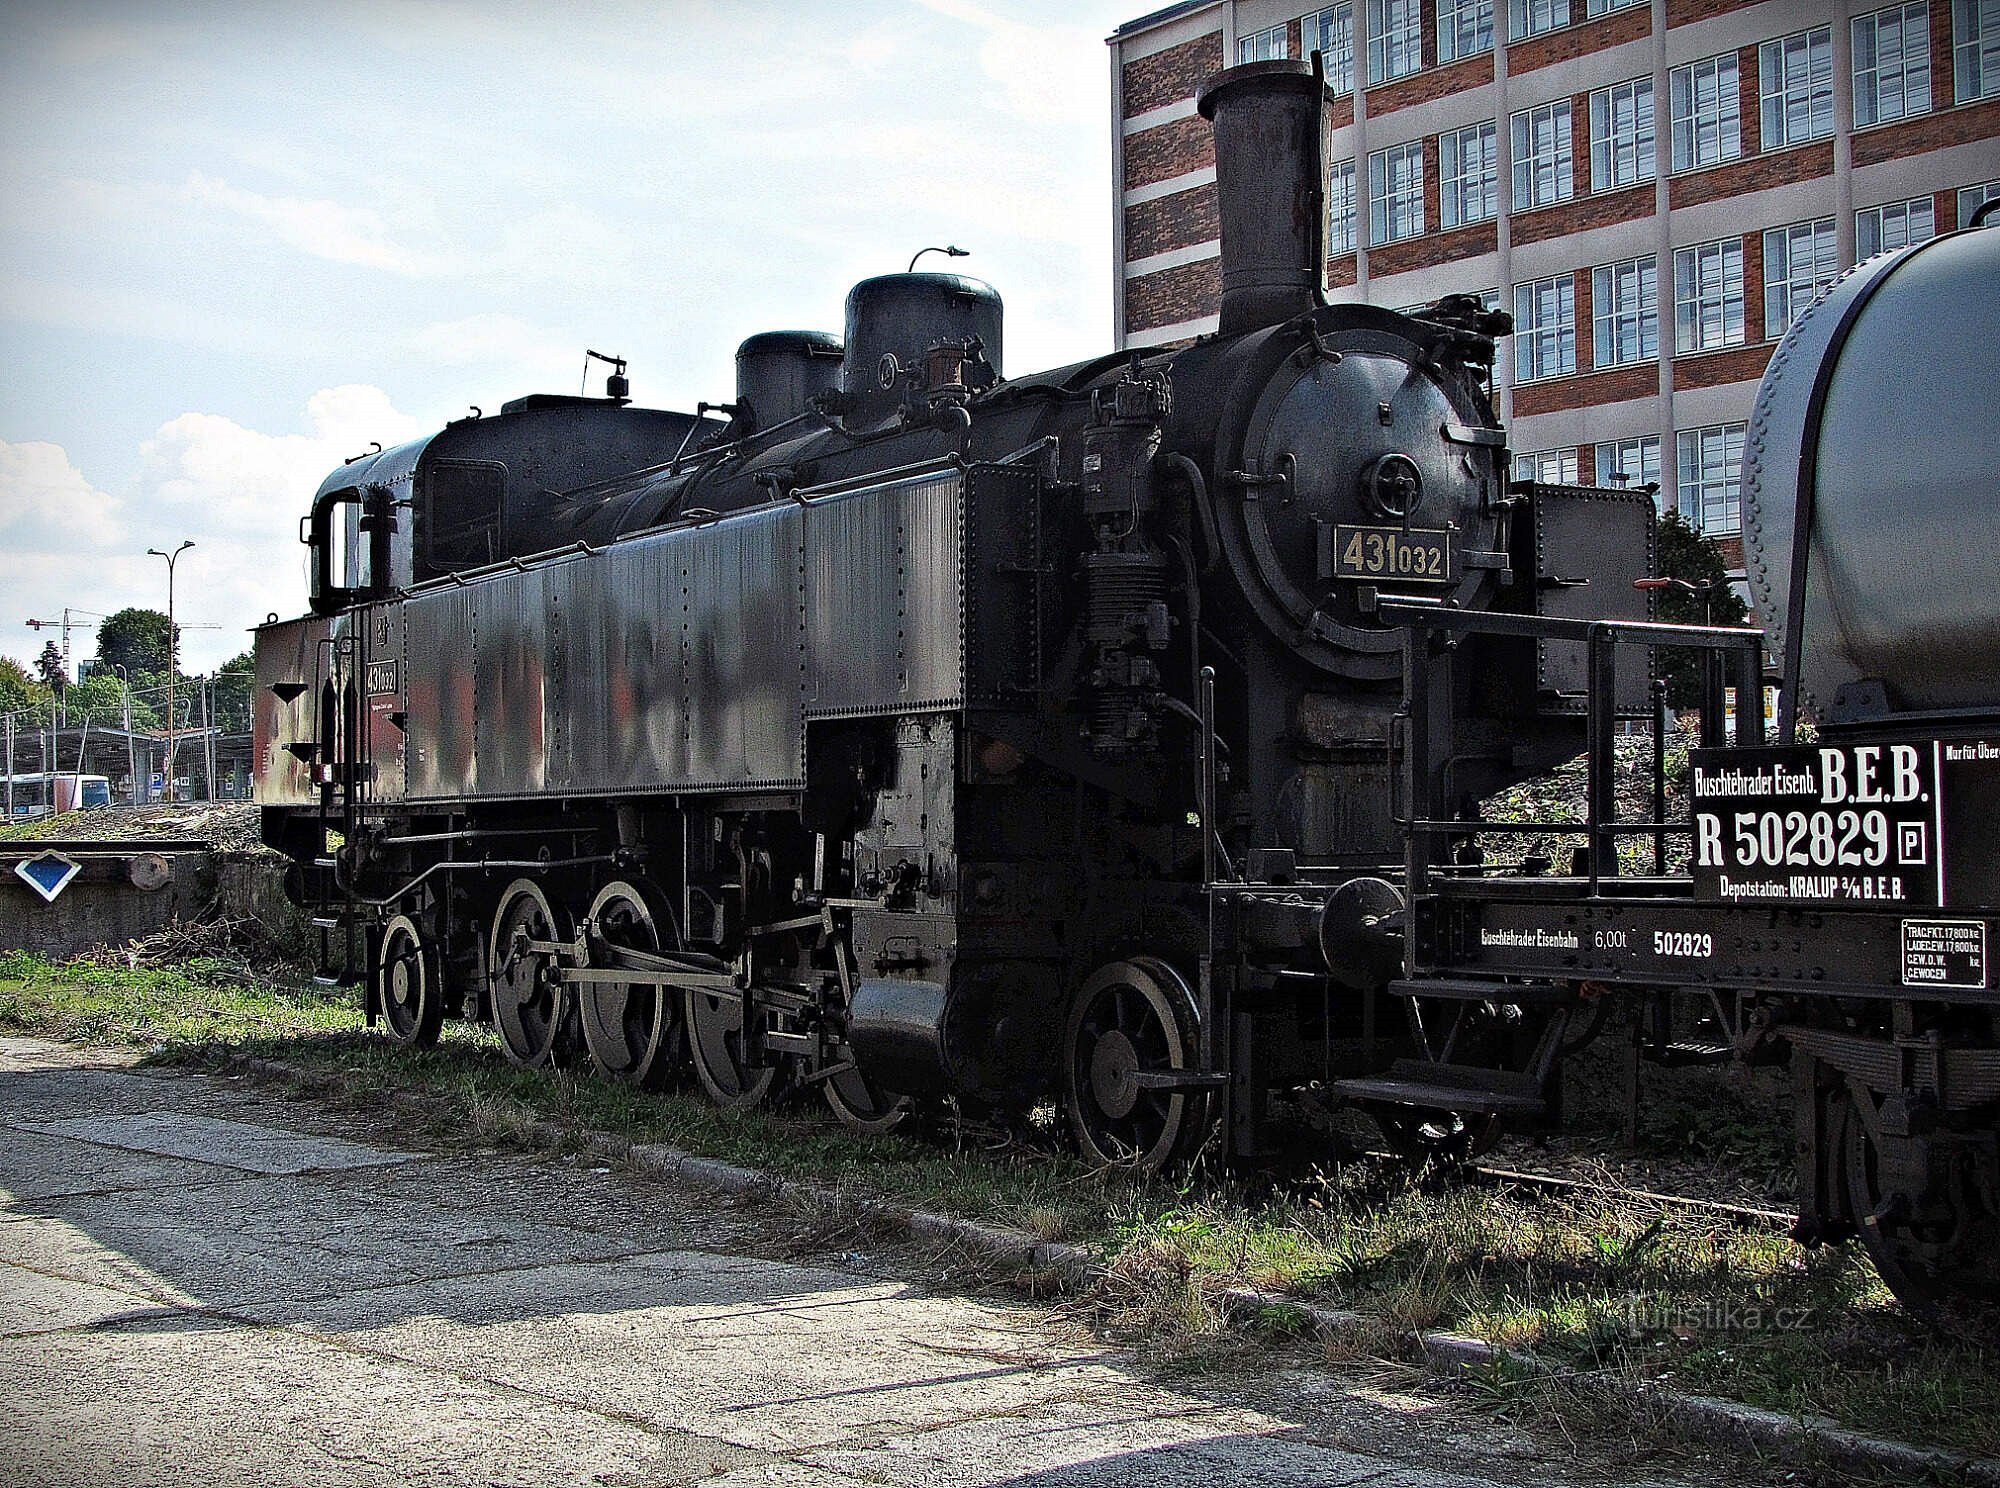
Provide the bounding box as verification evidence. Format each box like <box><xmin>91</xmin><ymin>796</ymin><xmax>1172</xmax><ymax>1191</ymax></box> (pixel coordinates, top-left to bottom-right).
<box><xmin>364</xmin><ymin>658</ymin><xmax>400</xmax><ymax>696</ymax></box>
<box><xmin>1330</xmin><ymin>524</ymin><xmax>1453</xmax><ymax>583</ymax></box>
<box><xmin>1689</xmin><ymin>740</ymin><xmax>2000</xmax><ymax>913</ymax></box>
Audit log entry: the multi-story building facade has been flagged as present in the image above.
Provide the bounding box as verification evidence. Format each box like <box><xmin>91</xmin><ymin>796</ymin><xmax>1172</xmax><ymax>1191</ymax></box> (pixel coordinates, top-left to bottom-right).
<box><xmin>1110</xmin><ymin>0</ymin><xmax>2000</xmax><ymax>568</ymax></box>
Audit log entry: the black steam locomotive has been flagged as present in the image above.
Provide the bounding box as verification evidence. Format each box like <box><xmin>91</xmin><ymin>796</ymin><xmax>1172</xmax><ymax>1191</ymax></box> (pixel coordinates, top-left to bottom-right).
<box><xmin>254</xmin><ymin>59</ymin><xmax>1649</xmax><ymax>1166</ymax></box>
<box><xmin>254</xmin><ymin>55</ymin><xmax>1999</xmax><ymax>1327</ymax></box>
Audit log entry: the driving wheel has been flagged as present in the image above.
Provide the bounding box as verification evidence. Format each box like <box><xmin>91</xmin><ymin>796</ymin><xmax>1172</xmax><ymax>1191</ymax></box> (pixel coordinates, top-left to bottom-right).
<box><xmin>1062</xmin><ymin>956</ymin><xmax>1210</xmax><ymax>1170</ymax></box>
<box><xmin>577</xmin><ymin>879</ymin><xmax>683</xmax><ymax>1088</ymax></box>
<box><xmin>487</xmin><ymin>878</ymin><xmax>574</xmax><ymax>1069</ymax></box>
<box><xmin>374</xmin><ymin>912</ymin><xmax>442</xmax><ymax>1049</ymax></box>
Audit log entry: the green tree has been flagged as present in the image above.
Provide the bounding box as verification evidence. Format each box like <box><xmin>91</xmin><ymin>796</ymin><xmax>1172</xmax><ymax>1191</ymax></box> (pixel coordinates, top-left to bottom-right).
<box><xmin>212</xmin><ymin>651</ymin><xmax>256</xmax><ymax>735</ymax></box>
<box><xmin>64</xmin><ymin>672</ymin><xmax>160</xmax><ymax>731</ymax></box>
<box><xmin>96</xmin><ymin>607</ymin><xmax>176</xmax><ymax>677</ymax></box>
<box><xmin>1653</xmin><ymin>512</ymin><xmax>1752</xmax><ymax>708</ymax></box>
<box><xmin>0</xmin><ymin>658</ymin><xmax>43</xmax><ymax>717</ymax></box>
<box><xmin>34</xmin><ymin>641</ymin><xmax>67</xmax><ymax>694</ymax></box>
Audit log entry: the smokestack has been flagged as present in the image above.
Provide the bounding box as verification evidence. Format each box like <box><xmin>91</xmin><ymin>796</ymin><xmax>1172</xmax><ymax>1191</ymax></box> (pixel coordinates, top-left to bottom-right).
<box><xmin>1196</xmin><ymin>60</ymin><xmax>1328</xmax><ymax>335</ymax></box>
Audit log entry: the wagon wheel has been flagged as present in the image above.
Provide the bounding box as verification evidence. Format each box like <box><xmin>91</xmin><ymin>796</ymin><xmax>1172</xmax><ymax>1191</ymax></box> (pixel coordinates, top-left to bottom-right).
<box><xmin>1843</xmin><ymin>1089</ymin><xmax>2000</xmax><ymax>1340</ymax></box>
<box><xmin>487</xmin><ymin>878</ymin><xmax>575</xmax><ymax>1069</ymax></box>
<box><xmin>577</xmin><ymin>879</ymin><xmax>685</xmax><ymax>1088</ymax></box>
<box><xmin>1062</xmin><ymin>956</ymin><xmax>1211</xmax><ymax>1171</ymax></box>
<box><xmin>374</xmin><ymin>913</ymin><xmax>442</xmax><ymax>1050</ymax></box>
<box><xmin>822</xmin><ymin>1059</ymin><xmax>912</xmax><ymax>1135</ymax></box>
<box><xmin>686</xmin><ymin>984</ymin><xmax>777</xmax><ymax>1111</ymax></box>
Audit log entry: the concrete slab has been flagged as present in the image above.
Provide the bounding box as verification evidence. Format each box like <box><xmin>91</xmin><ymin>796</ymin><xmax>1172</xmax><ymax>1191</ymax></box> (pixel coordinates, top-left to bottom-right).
<box><xmin>235</xmin><ymin>1247</ymin><xmax>1131</xmax><ymax>1454</ymax></box>
<box><xmin>0</xmin><ymin>1032</ymin><xmax>1733</xmax><ymax>1488</ymax></box>
<box><xmin>0</xmin><ymin>1171</ymin><xmax>646</xmax><ymax>1310</ymax></box>
<box><xmin>0</xmin><ymin>1261</ymin><xmax>184</xmax><ymax>1337</ymax></box>
<box><xmin>0</xmin><ymin>1123</ymin><xmax>247</xmax><ymax>1203</ymax></box>
<box><xmin>798</xmin><ymin>1393</ymin><xmax>1530</xmax><ymax>1488</ymax></box>
<box><xmin>0</xmin><ymin>1312</ymin><xmax>768</xmax><ymax>1488</ymax></box>
<box><xmin>13</xmin><ymin>1111</ymin><xmax>413</xmax><ymax>1175</ymax></box>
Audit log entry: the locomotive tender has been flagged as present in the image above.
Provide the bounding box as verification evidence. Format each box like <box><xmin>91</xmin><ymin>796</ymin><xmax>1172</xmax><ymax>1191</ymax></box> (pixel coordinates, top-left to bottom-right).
<box><xmin>254</xmin><ymin>53</ymin><xmax>2000</xmax><ymax>1327</ymax></box>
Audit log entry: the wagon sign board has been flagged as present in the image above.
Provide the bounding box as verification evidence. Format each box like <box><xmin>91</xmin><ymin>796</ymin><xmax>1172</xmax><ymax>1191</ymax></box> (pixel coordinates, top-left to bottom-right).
<box><xmin>1689</xmin><ymin>740</ymin><xmax>2000</xmax><ymax>911</ymax></box>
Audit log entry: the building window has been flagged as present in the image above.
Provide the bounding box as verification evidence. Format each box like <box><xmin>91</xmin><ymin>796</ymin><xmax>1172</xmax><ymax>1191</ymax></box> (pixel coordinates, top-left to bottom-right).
<box><xmin>1760</xmin><ymin>28</ymin><xmax>1835</xmax><ymax>149</ymax></box>
<box><xmin>1959</xmin><ymin>0</ymin><xmax>2000</xmax><ymax>100</ymax></box>
<box><xmin>1853</xmin><ymin>4</ymin><xmax>1932</xmax><ymax>126</ymax></box>
<box><xmin>1596</xmin><ymin>435</ymin><xmax>1662</xmax><ymax>493</ymax></box>
<box><xmin>1856</xmin><ymin>195</ymin><xmax>1936</xmax><ymax>257</ymax></box>
<box><xmin>1517</xmin><ymin>448</ymin><xmax>1579</xmax><ymax>484</ymax></box>
<box><xmin>1513</xmin><ymin>273</ymin><xmax>1576</xmax><ymax>382</ymax></box>
<box><xmin>1584</xmin><ymin>0</ymin><xmax>1645</xmax><ymax>13</ymax></box>
<box><xmin>1440</xmin><ymin>121</ymin><xmax>1499</xmax><ymax>227</ymax></box>
<box><xmin>1960</xmin><ymin>179</ymin><xmax>2000</xmax><ymax>224</ymax></box>
<box><xmin>1511</xmin><ymin>101</ymin><xmax>1575</xmax><ymax>210</ymax></box>
<box><xmin>1508</xmin><ymin>0</ymin><xmax>1569</xmax><ymax>41</ymax></box>
<box><xmin>1764</xmin><ymin>219</ymin><xmax>1839</xmax><ymax>334</ymax></box>
<box><xmin>1238</xmin><ymin>24</ymin><xmax>1289</xmax><ymax>63</ymax></box>
<box><xmin>1368</xmin><ymin>0</ymin><xmax>1423</xmax><ymax>84</ymax></box>
<box><xmin>1304</xmin><ymin>4</ymin><xmax>1356</xmax><ymax>94</ymax></box>
<box><xmin>1670</xmin><ymin>53</ymin><xmax>1742</xmax><ymax>171</ymax></box>
<box><xmin>1329</xmin><ymin>157</ymin><xmax>1359</xmax><ymax>253</ymax></box>
<box><xmin>1673</xmin><ymin>239</ymin><xmax>1745</xmax><ymax>353</ymax></box>
<box><xmin>1589</xmin><ymin>76</ymin><xmax>1655</xmax><ymax>191</ymax></box>
<box><xmin>1439</xmin><ymin>0</ymin><xmax>1495</xmax><ymax>61</ymax></box>
<box><xmin>1368</xmin><ymin>141</ymin><xmax>1425</xmax><ymax>244</ymax></box>
<box><xmin>1677</xmin><ymin>423</ymin><xmax>1746</xmax><ymax>535</ymax></box>
<box><xmin>1592</xmin><ymin>256</ymin><xmax>1658</xmax><ymax>366</ymax></box>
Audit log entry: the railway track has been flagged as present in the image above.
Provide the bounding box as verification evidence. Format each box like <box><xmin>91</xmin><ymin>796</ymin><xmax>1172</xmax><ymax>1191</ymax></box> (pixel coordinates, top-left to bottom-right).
<box><xmin>1470</xmin><ymin>1163</ymin><xmax>1793</xmax><ymax>1230</ymax></box>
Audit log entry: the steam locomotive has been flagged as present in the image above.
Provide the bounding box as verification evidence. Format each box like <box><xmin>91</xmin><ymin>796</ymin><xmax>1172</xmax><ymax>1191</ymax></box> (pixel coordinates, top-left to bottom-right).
<box><xmin>252</xmin><ymin>53</ymin><xmax>1999</xmax><ymax>1328</ymax></box>
<box><xmin>253</xmin><ymin>59</ymin><xmax>1650</xmax><ymax>1168</ymax></box>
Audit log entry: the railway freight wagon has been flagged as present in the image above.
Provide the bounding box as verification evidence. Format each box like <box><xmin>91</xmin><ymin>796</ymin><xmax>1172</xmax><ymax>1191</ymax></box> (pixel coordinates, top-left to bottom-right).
<box><xmin>252</xmin><ymin>60</ymin><xmax>1651</xmax><ymax>1165</ymax></box>
<box><xmin>1383</xmin><ymin>214</ymin><xmax>2000</xmax><ymax>1332</ymax></box>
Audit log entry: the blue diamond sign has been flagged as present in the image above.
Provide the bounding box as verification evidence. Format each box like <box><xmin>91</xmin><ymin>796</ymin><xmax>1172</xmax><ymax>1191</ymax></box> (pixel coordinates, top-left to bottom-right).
<box><xmin>14</xmin><ymin>851</ymin><xmax>82</xmax><ymax>904</ymax></box>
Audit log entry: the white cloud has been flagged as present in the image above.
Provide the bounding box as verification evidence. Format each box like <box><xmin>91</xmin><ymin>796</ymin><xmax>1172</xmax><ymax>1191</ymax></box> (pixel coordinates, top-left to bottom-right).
<box><xmin>0</xmin><ymin>389</ymin><xmax>424</xmax><ymax>675</ymax></box>
<box><xmin>181</xmin><ymin>171</ymin><xmax>451</xmax><ymax>276</ymax></box>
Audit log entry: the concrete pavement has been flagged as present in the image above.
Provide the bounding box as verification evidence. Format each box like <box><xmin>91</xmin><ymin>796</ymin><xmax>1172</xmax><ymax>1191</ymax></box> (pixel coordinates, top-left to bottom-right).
<box><xmin>0</xmin><ymin>1036</ymin><xmax>1701</xmax><ymax>1487</ymax></box>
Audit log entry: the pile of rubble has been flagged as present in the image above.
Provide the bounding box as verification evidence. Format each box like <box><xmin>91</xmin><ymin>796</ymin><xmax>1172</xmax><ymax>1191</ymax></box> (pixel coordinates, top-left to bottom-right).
<box><xmin>0</xmin><ymin>799</ymin><xmax>271</xmax><ymax>854</ymax></box>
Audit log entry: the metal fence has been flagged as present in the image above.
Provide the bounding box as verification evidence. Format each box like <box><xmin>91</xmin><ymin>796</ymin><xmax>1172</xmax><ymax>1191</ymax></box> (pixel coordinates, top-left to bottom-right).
<box><xmin>2</xmin><ymin>670</ymin><xmax>255</xmax><ymax>815</ymax></box>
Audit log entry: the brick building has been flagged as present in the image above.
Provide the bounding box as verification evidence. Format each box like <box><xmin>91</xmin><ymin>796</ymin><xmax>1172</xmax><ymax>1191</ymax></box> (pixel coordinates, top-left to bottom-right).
<box><xmin>1109</xmin><ymin>0</ymin><xmax>2000</xmax><ymax>567</ymax></box>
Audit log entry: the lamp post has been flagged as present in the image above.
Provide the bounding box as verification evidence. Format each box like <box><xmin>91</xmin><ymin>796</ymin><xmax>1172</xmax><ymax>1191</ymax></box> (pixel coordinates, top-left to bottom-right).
<box><xmin>146</xmin><ymin>540</ymin><xmax>194</xmax><ymax>803</ymax></box>
<box><xmin>111</xmin><ymin>664</ymin><xmax>139</xmax><ymax>806</ymax></box>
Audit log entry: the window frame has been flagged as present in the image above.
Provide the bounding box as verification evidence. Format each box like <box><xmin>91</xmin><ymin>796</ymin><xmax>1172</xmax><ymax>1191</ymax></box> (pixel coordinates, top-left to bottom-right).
<box><xmin>1669</xmin><ymin>52</ymin><xmax>1742</xmax><ymax>172</ymax></box>
<box><xmin>1367</xmin><ymin>140</ymin><xmax>1426</xmax><ymax>245</ymax></box>
<box><xmin>1516</xmin><ymin>448</ymin><xmax>1581</xmax><ymax>485</ymax></box>
<box><xmin>1237</xmin><ymin>23</ymin><xmax>1290</xmax><ymax>63</ymax></box>
<box><xmin>1591</xmin><ymin>255</ymin><xmax>1659</xmax><ymax>367</ymax></box>
<box><xmin>1856</xmin><ymin>195</ymin><xmax>1935</xmax><ymax>257</ymax></box>
<box><xmin>1676</xmin><ymin>423</ymin><xmax>1747</xmax><ymax>536</ymax></box>
<box><xmin>1328</xmin><ymin>156</ymin><xmax>1360</xmax><ymax>254</ymax></box>
<box><xmin>1513</xmin><ymin>272</ymin><xmax>1577</xmax><ymax>383</ymax></box>
<box><xmin>1672</xmin><ymin>237</ymin><xmax>1746</xmax><ymax>354</ymax></box>
<box><xmin>1759</xmin><ymin>27</ymin><xmax>1836</xmax><ymax>150</ymax></box>
<box><xmin>1959</xmin><ymin>179</ymin><xmax>2000</xmax><ymax>225</ymax></box>
<box><xmin>1439</xmin><ymin>120</ymin><xmax>1499</xmax><ymax>228</ymax></box>
<box><xmin>1595</xmin><ymin>434</ymin><xmax>1663</xmax><ymax>494</ymax></box>
<box><xmin>1956</xmin><ymin>0</ymin><xmax>2000</xmax><ymax>102</ymax></box>
<box><xmin>1763</xmin><ymin>218</ymin><xmax>1840</xmax><ymax>336</ymax></box>
<box><xmin>1510</xmin><ymin>99</ymin><xmax>1575</xmax><ymax>211</ymax></box>
<box><xmin>1303</xmin><ymin>3</ymin><xmax>1356</xmax><ymax>95</ymax></box>
<box><xmin>1589</xmin><ymin>75</ymin><xmax>1656</xmax><ymax>191</ymax></box>
<box><xmin>1367</xmin><ymin>0</ymin><xmax>1423</xmax><ymax>85</ymax></box>
<box><xmin>1852</xmin><ymin>3</ymin><xmax>1932</xmax><ymax>128</ymax></box>
<box><xmin>1508</xmin><ymin>0</ymin><xmax>1570</xmax><ymax>42</ymax></box>
<box><xmin>1438</xmin><ymin>0</ymin><xmax>1495</xmax><ymax>62</ymax></box>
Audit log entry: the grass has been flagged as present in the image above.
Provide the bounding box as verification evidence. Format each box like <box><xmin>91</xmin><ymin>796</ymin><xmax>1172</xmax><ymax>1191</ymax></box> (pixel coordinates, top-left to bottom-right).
<box><xmin>2</xmin><ymin>947</ymin><xmax>1995</xmax><ymax>1465</ymax></box>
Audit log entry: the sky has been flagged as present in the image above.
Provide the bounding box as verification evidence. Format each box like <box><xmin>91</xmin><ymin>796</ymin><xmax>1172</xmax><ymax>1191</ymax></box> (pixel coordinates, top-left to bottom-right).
<box><xmin>0</xmin><ymin>0</ymin><xmax>1143</xmax><ymax>674</ymax></box>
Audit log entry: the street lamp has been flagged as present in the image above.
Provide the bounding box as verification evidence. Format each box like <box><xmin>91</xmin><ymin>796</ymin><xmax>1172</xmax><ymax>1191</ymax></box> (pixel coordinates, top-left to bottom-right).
<box><xmin>146</xmin><ymin>540</ymin><xmax>194</xmax><ymax>803</ymax></box>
